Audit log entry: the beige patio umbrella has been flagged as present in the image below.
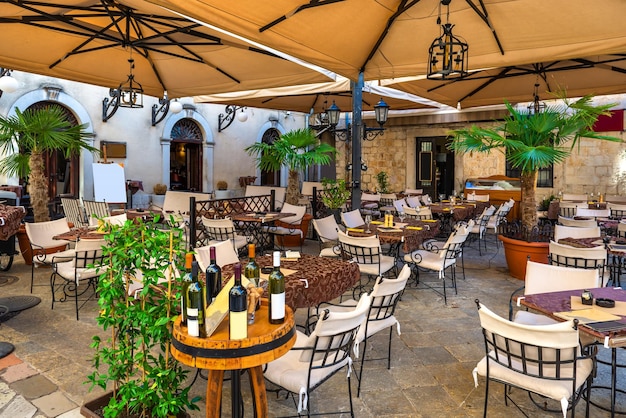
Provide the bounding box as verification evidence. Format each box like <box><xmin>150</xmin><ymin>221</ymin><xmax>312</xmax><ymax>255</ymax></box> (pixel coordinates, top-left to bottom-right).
<box><xmin>384</xmin><ymin>55</ymin><xmax>626</xmax><ymax>109</ymax></box>
<box><xmin>194</xmin><ymin>78</ymin><xmax>446</xmax><ymax>113</ymax></box>
<box><xmin>0</xmin><ymin>0</ymin><xmax>332</xmax><ymax>99</ymax></box>
<box><xmin>148</xmin><ymin>0</ymin><xmax>626</xmax><ymax>82</ymax></box>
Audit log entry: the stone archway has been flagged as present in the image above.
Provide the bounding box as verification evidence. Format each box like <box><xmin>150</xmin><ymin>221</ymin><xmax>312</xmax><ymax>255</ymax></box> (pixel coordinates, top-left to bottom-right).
<box><xmin>160</xmin><ymin>105</ymin><xmax>214</xmax><ymax>192</ymax></box>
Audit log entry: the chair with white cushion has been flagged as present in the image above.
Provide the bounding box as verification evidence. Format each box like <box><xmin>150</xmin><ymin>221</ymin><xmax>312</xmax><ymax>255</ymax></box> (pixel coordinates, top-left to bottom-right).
<box><xmin>403</xmin><ymin>188</ymin><xmax>423</xmax><ymax>196</ymax></box>
<box><xmin>201</xmin><ymin>216</ymin><xmax>249</xmax><ymax>254</ymax></box>
<box><xmin>50</xmin><ymin>238</ymin><xmax>106</xmax><ymax>320</ymax></box>
<box><xmin>25</xmin><ymin>218</ymin><xmax>76</xmax><ymax>293</ymax></box>
<box><xmin>338</xmin><ymin>230</ymin><xmax>396</xmax><ymax>298</ymax></box>
<box><xmin>469</xmin><ymin>205</ymin><xmax>496</xmax><ymax>255</ymax></box>
<box><xmin>509</xmin><ymin>260</ymin><xmax>600</xmax><ymax>324</ymax></box>
<box><xmin>379</xmin><ymin>193</ymin><xmax>396</xmax><ymax>212</ymax></box>
<box><xmin>393</xmin><ymin>199</ymin><xmax>407</xmax><ymax>214</ymax></box>
<box><xmin>474</xmin><ymin>301</ymin><xmax>595</xmax><ymax>418</ymax></box>
<box><xmin>548</xmin><ymin>240</ymin><xmax>607</xmax><ymax>284</ymax></box>
<box><xmin>405</xmin><ymin>195</ymin><xmax>422</xmax><ymax>208</ymax></box>
<box><xmin>311</xmin><ymin>215</ymin><xmax>341</xmax><ymax>258</ymax></box>
<box><xmin>557</xmin><ymin>216</ymin><xmax>597</xmax><ymax>228</ymax></box>
<box><xmin>575</xmin><ymin>207</ymin><xmax>610</xmax><ymax>218</ymax></box>
<box><xmin>609</xmin><ymin>203</ymin><xmax>626</xmax><ymax>220</ymax></box>
<box><xmin>194</xmin><ymin>239</ymin><xmax>240</xmax><ymax>271</ymax></box>
<box><xmin>263</xmin><ymin>293</ymin><xmax>372</xmax><ymax>417</ymax></box>
<box><xmin>403</xmin><ymin>228</ymin><xmax>470</xmax><ymax>304</ymax></box>
<box><xmin>318</xmin><ymin>265</ymin><xmax>410</xmax><ymax>396</ymax></box>
<box><xmin>361</xmin><ymin>193</ymin><xmax>381</xmax><ymax>217</ymax></box>
<box><xmin>265</xmin><ymin>202</ymin><xmax>307</xmax><ymax>251</ymax></box>
<box><xmin>404</xmin><ymin>206</ymin><xmax>432</xmax><ymax>220</ymax></box>
<box><xmin>562</xmin><ymin>193</ymin><xmax>588</xmax><ymax>202</ymax></box>
<box><xmin>559</xmin><ymin>201</ymin><xmax>585</xmax><ymax>218</ymax></box>
<box><xmin>341</xmin><ymin>208</ymin><xmax>365</xmax><ymax>229</ymax></box>
<box><xmin>553</xmin><ymin>225</ymin><xmax>601</xmax><ymax>241</ymax></box>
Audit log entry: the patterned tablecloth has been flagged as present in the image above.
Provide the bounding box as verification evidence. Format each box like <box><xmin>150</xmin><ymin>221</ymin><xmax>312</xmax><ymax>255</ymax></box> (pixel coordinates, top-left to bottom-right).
<box><xmin>222</xmin><ymin>254</ymin><xmax>360</xmax><ymax>310</ymax></box>
<box><xmin>429</xmin><ymin>201</ymin><xmax>489</xmax><ymax>221</ymax></box>
<box><xmin>346</xmin><ymin>217</ymin><xmax>440</xmax><ymax>253</ymax></box>
<box><xmin>0</xmin><ymin>204</ymin><xmax>25</xmax><ymax>241</ymax></box>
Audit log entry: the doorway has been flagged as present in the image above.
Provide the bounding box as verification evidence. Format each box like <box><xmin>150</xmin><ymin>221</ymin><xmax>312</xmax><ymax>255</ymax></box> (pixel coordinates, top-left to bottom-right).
<box><xmin>260</xmin><ymin>128</ymin><xmax>281</xmax><ymax>186</ymax></box>
<box><xmin>170</xmin><ymin>119</ymin><xmax>204</xmax><ymax>191</ymax></box>
<box><xmin>415</xmin><ymin>136</ymin><xmax>455</xmax><ymax>199</ymax></box>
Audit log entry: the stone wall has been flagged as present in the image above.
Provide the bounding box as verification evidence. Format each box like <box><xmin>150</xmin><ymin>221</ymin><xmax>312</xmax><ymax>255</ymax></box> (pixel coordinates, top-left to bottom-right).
<box><xmin>335</xmin><ymin>109</ymin><xmax>626</xmax><ymax>198</ymax></box>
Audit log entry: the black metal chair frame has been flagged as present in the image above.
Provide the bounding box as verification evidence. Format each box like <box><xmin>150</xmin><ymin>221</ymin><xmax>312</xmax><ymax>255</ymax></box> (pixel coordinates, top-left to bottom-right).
<box><xmin>339</xmin><ymin>239</ymin><xmax>396</xmax><ymax>299</ymax></box>
<box><xmin>476</xmin><ymin>300</ymin><xmax>595</xmax><ymax>418</ymax></box>
<box><xmin>50</xmin><ymin>240</ymin><xmax>105</xmax><ymax>320</ymax></box>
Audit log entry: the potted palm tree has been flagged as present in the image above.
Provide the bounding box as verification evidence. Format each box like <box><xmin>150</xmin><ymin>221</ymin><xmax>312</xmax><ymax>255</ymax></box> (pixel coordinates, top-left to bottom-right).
<box><xmin>83</xmin><ymin>217</ymin><xmax>199</xmax><ymax>417</ymax></box>
<box><xmin>449</xmin><ymin>94</ymin><xmax>621</xmax><ymax>279</ymax></box>
<box><xmin>245</xmin><ymin>128</ymin><xmax>336</xmax><ymax>205</ymax></box>
<box><xmin>0</xmin><ymin>106</ymin><xmax>97</xmax><ymax>263</ymax></box>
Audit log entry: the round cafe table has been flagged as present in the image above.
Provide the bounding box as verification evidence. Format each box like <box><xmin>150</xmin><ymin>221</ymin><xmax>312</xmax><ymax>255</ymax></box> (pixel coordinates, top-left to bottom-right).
<box><xmin>171</xmin><ymin>299</ymin><xmax>295</xmax><ymax>418</ymax></box>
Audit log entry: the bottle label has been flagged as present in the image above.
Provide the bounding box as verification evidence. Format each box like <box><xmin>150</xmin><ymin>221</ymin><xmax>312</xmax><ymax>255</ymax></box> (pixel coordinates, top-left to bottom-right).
<box><xmin>187</xmin><ymin>317</ymin><xmax>199</xmax><ymax>337</ymax></box>
<box><xmin>271</xmin><ymin>292</ymin><xmax>285</xmax><ymax>320</ymax></box>
<box><xmin>229</xmin><ymin>311</ymin><xmax>248</xmax><ymax>340</ymax></box>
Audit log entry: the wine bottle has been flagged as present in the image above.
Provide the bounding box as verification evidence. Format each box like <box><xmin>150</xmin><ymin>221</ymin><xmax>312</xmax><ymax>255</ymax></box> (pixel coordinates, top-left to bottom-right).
<box><xmin>268</xmin><ymin>251</ymin><xmax>285</xmax><ymax>324</ymax></box>
<box><xmin>186</xmin><ymin>261</ymin><xmax>206</xmax><ymax>337</ymax></box>
<box><xmin>244</xmin><ymin>243</ymin><xmax>260</xmax><ymax>287</ymax></box>
<box><xmin>180</xmin><ymin>252</ymin><xmax>194</xmax><ymax>326</ymax></box>
<box><xmin>205</xmin><ymin>246</ymin><xmax>222</xmax><ymax>305</ymax></box>
<box><xmin>229</xmin><ymin>264</ymin><xmax>248</xmax><ymax>340</ymax></box>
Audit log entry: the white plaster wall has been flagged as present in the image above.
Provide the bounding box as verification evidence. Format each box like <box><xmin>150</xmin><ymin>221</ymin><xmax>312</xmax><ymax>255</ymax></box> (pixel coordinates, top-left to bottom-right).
<box><xmin>0</xmin><ymin>71</ymin><xmax>308</xmax><ymax>200</ymax></box>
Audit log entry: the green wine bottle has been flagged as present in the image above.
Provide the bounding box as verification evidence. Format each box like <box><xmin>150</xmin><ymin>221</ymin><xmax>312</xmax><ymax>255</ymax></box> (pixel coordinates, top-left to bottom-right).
<box><xmin>186</xmin><ymin>261</ymin><xmax>206</xmax><ymax>337</ymax></box>
<box><xmin>229</xmin><ymin>264</ymin><xmax>248</xmax><ymax>340</ymax></box>
<box><xmin>268</xmin><ymin>251</ymin><xmax>285</xmax><ymax>324</ymax></box>
<box><xmin>244</xmin><ymin>243</ymin><xmax>260</xmax><ymax>287</ymax></box>
<box><xmin>180</xmin><ymin>252</ymin><xmax>194</xmax><ymax>326</ymax></box>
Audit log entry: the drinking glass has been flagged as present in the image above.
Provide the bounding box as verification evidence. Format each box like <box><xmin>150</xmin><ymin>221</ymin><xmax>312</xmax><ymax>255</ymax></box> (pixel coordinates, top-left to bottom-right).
<box><xmin>365</xmin><ymin>214</ymin><xmax>372</xmax><ymax>233</ymax></box>
<box><xmin>398</xmin><ymin>211</ymin><xmax>406</xmax><ymax>224</ymax></box>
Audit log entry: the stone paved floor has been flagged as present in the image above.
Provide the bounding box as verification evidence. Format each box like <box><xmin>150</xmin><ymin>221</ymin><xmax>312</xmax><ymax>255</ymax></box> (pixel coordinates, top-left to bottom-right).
<box><xmin>0</xmin><ymin>235</ymin><xmax>622</xmax><ymax>417</ymax></box>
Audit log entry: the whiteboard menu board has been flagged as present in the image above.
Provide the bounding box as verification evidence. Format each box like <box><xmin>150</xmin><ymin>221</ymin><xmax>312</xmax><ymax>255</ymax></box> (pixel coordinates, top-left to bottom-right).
<box><xmin>93</xmin><ymin>163</ymin><xmax>127</xmax><ymax>203</ymax></box>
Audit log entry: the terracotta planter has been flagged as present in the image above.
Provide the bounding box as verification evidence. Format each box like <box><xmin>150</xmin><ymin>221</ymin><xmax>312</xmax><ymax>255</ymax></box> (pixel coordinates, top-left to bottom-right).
<box><xmin>17</xmin><ymin>223</ymin><xmax>68</xmax><ymax>265</ymax></box>
<box><xmin>498</xmin><ymin>235</ymin><xmax>549</xmax><ymax>280</ymax></box>
<box><xmin>81</xmin><ymin>392</ymin><xmax>190</xmax><ymax>418</ymax></box>
<box><xmin>274</xmin><ymin>213</ymin><xmax>313</xmax><ymax>248</ymax></box>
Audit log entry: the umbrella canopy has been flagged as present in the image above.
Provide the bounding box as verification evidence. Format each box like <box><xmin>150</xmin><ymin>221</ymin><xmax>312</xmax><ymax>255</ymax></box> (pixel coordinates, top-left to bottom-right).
<box><xmin>0</xmin><ymin>0</ymin><xmax>332</xmax><ymax>99</ymax></box>
<box><xmin>194</xmin><ymin>78</ymin><xmax>445</xmax><ymax>113</ymax></box>
<box><xmin>148</xmin><ymin>0</ymin><xmax>626</xmax><ymax>82</ymax></box>
<box><xmin>384</xmin><ymin>55</ymin><xmax>626</xmax><ymax>109</ymax></box>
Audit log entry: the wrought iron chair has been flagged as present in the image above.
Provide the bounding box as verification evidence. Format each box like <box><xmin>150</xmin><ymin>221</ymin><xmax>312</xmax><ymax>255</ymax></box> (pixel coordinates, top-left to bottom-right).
<box><xmin>82</xmin><ymin>199</ymin><xmax>110</xmax><ymax>226</ymax></box>
<box><xmin>337</xmin><ymin>230</ymin><xmax>396</xmax><ymax>298</ymax></box>
<box><xmin>318</xmin><ymin>264</ymin><xmax>410</xmax><ymax>396</ymax></box>
<box><xmin>50</xmin><ymin>238</ymin><xmax>106</xmax><ymax>320</ymax></box>
<box><xmin>25</xmin><ymin>218</ymin><xmax>76</xmax><ymax>293</ymax></box>
<box><xmin>474</xmin><ymin>300</ymin><xmax>595</xmax><ymax>418</ymax></box>
<box><xmin>548</xmin><ymin>240</ymin><xmax>607</xmax><ymax>284</ymax></box>
<box><xmin>311</xmin><ymin>215</ymin><xmax>341</xmax><ymax>258</ymax></box>
<box><xmin>553</xmin><ymin>225</ymin><xmax>601</xmax><ymax>242</ymax></box>
<box><xmin>201</xmin><ymin>216</ymin><xmax>249</xmax><ymax>254</ymax></box>
<box><xmin>403</xmin><ymin>227</ymin><xmax>470</xmax><ymax>304</ymax></box>
<box><xmin>264</xmin><ymin>202</ymin><xmax>307</xmax><ymax>251</ymax></box>
<box><xmin>340</xmin><ymin>208</ymin><xmax>365</xmax><ymax>229</ymax></box>
<box><xmin>263</xmin><ymin>293</ymin><xmax>372</xmax><ymax>417</ymax></box>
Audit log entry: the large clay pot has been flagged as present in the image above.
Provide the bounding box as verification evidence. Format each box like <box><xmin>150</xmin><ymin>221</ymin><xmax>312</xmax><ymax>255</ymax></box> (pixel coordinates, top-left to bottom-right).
<box><xmin>498</xmin><ymin>235</ymin><xmax>549</xmax><ymax>280</ymax></box>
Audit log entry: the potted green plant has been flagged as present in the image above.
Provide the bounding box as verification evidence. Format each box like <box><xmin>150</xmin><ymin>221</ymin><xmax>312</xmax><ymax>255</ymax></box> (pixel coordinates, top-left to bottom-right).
<box><xmin>245</xmin><ymin>128</ymin><xmax>336</xmax><ymax>205</ymax></box>
<box><xmin>375</xmin><ymin>171</ymin><xmax>391</xmax><ymax>194</ymax></box>
<box><xmin>0</xmin><ymin>106</ymin><xmax>97</xmax><ymax>263</ymax></box>
<box><xmin>83</xmin><ymin>217</ymin><xmax>199</xmax><ymax>418</ymax></box>
<box><xmin>320</xmin><ymin>178</ymin><xmax>351</xmax><ymax>222</ymax></box>
<box><xmin>214</xmin><ymin>180</ymin><xmax>230</xmax><ymax>199</ymax></box>
<box><xmin>449</xmin><ymin>94</ymin><xmax>621</xmax><ymax>279</ymax></box>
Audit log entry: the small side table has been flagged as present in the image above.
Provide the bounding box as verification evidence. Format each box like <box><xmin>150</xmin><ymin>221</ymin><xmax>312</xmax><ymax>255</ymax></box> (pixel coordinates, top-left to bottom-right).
<box><xmin>171</xmin><ymin>299</ymin><xmax>295</xmax><ymax>418</ymax></box>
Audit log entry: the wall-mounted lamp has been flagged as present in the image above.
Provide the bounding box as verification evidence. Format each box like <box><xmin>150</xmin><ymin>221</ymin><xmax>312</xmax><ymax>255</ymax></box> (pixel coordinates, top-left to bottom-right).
<box><xmin>346</xmin><ymin>160</ymin><xmax>368</xmax><ymax>172</ymax></box>
<box><xmin>102</xmin><ymin>57</ymin><xmax>144</xmax><ymax>122</ymax></box>
<box><xmin>218</xmin><ymin>105</ymin><xmax>248</xmax><ymax>132</ymax></box>
<box><xmin>0</xmin><ymin>68</ymin><xmax>18</xmax><ymax>99</ymax></box>
<box><xmin>327</xmin><ymin>98</ymin><xmax>390</xmax><ymax>142</ymax></box>
<box><xmin>151</xmin><ymin>91</ymin><xmax>184</xmax><ymax>126</ymax></box>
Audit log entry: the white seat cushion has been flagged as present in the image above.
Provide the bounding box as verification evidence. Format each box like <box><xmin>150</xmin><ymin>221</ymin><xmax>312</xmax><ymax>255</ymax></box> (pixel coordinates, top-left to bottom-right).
<box><xmin>403</xmin><ymin>250</ymin><xmax>454</xmax><ymax>273</ymax></box>
<box><xmin>357</xmin><ymin>254</ymin><xmax>395</xmax><ymax>276</ymax></box>
<box><xmin>319</xmin><ymin>246</ymin><xmax>340</xmax><ymax>257</ymax></box>
<box><xmin>35</xmin><ymin>248</ymin><xmax>76</xmax><ymax>266</ymax></box>
<box><xmin>475</xmin><ymin>352</ymin><xmax>593</xmax><ymax>403</ymax></box>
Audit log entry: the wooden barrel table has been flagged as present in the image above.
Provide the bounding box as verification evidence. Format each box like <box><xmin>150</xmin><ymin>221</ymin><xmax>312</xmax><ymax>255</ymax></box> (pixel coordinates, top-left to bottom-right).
<box><xmin>171</xmin><ymin>299</ymin><xmax>295</xmax><ymax>418</ymax></box>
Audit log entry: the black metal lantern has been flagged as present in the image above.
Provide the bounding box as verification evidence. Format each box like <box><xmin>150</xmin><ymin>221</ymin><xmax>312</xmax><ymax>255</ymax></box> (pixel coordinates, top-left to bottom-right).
<box><xmin>427</xmin><ymin>23</ymin><xmax>469</xmax><ymax>80</ymax></box>
<box><xmin>374</xmin><ymin>98</ymin><xmax>389</xmax><ymax>126</ymax></box>
<box><xmin>327</xmin><ymin>101</ymin><xmax>341</xmax><ymax>127</ymax></box>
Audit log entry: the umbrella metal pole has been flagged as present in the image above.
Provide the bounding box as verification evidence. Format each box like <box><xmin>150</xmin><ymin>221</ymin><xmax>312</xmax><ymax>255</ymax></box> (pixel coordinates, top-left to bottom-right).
<box><xmin>350</xmin><ymin>74</ymin><xmax>364</xmax><ymax>211</ymax></box>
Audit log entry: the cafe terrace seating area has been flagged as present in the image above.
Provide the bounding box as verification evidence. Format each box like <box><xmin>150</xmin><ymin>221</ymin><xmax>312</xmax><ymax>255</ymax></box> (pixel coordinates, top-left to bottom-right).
<box><xmin>4</xmin><ymin>189</ymin><xmax>626</xmax><ymax>416</ymax></box>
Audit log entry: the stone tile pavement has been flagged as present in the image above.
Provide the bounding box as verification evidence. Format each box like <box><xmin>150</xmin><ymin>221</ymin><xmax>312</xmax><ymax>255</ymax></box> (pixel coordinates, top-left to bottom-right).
<box><xmin>0</xmin><ymin>235</ymin><xmax>622</xmax><ymax>417</ymax></box>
